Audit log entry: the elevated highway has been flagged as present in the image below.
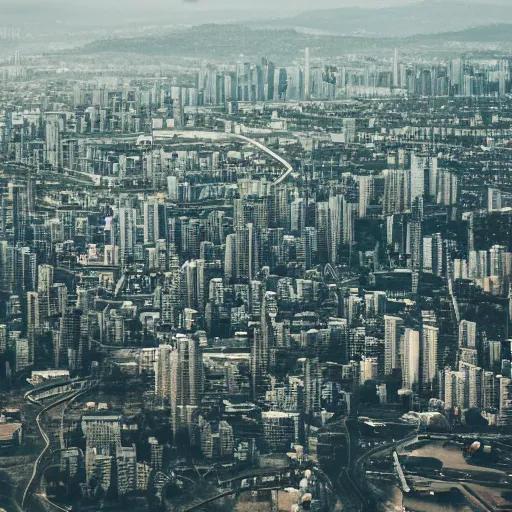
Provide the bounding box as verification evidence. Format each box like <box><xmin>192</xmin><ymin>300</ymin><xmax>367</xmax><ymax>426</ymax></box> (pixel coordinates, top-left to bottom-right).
<box><xmin>153</xmin><ymin>129</ymin><xmax>296</xmax><ymax>186</ymax></box>
<box><xmin>163</xmin><ymin>465</ymin><xmax>336</xmax><ymax>512</ymax></box>
<box><xmin>22</xmin><ymin>378</ymin><xmax>97</xmax><ymax>510</ymax></box>
<box><xmin>24</xmin><ymin>377</ymin><xmax>93</xmax><ymax>404</ymax></box>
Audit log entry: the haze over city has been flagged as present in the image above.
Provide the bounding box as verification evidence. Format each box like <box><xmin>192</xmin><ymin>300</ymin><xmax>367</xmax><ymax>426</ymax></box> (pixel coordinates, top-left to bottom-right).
<box><xmin>0</xmin><ymin>1</ymin><xmax>512</xmax><ymax>512</ymax></box>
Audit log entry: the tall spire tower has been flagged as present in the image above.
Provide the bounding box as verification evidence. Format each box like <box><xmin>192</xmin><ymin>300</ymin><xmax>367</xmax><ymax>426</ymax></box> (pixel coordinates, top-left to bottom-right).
<box><xmin>304</xmin><ymin>47</ymin><xmax>310</xmax><ymax>100</ymax></box>
<box><xmin>393</xmin><ymin>48</ymin><xmax>399</xmax><ymax>88</ymax></box>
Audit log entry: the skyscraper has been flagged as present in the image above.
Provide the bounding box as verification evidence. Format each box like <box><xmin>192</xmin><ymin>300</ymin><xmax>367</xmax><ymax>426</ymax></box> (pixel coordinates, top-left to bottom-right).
<box><xmin>118</xmin><ymin>207</ymin><xmax>137</xmax><ymax>267</ymax></box>
<box><xmin>393</xmin><ymin>48</ymin><xmax>399</xmax><ymax>88</ymax></box>
<box><xmin>421</xmin><ymin>324</ymin><xmax>439</xmax><ymax>389</ymax></box>
<box><xmin>302</xmin><ymin>357</ymin><xmax>322</xmax><ymax>416</ymax></box>
<box><xmin>82</xmin><ymin>414</ymin><xmax>122</xmax><ymax>492</ymax></box>
<box><xmin>57</xmin><ymin>307</ymin><xmax>82</xmax><ymax>370</ymax></box>
<box><xmin>170</xmin><ymin>335</ymin><xmax>204</xmax><ymax>437</ymax></box>
<box><xmin>384</xmin><ymin>315</ymin><xmax>404</xmax><ymax>375</ymax></box>
<box><xmin>45</xmin><ymin>113</ymin><xmax>64</xmax><ymax>169</ymax></box>
<box><xmin>356</xmin><ymin>175</ymin><xmax>374</xmax><ymax>218</ymax></box>
<box><xmin>304</xmin><ymin>48</ymin><xmax>310</xmax><ymax>100</ymax></box>
<box><xmin>251</xmin><ymin>326</ymin><xmax>267</xmax><ymax>399</ymax></box>
<box><xmin>409</xmin><ymin>197</ymin><xmax>423</xmax><ymax>272</ymax></box>
<box><xmin>143</xmin><ymin>197</ymin><xmax>159</xmax><ymax>245</ymax></box>
<box><xmin>410</xmin><ymin>154</ymin><xmax>427</xmax><ymax>203</ymax></box>
<box><xmin>402</xmin><ymin>328</ymin><xmax>420</xmax><ymax>390</ymax></box>
<box><xmin>459</xmin><ymin>320</ymin><xmax>477</xmax><ymax>349</ymax></box>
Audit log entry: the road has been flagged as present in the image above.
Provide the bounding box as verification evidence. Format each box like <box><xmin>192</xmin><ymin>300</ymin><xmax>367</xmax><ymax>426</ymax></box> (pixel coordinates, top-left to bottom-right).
<box><xmin>231</xmin><ymin>133</ymin><xmax>294</xmax><ymax>186</ymax></box>
<box><xmin>153</xmin><ymin>130</ymin><xmax>296</xmax><ymax>186</ymax></box>
<box><xmin>340</xmin><ymin>414</ymin><xmax>418</xmax><ymax>512</ymax></box>
<box><xmin>21</xmin><ymin>383</ymin><xmax>95</xmax><ymax>511</ymax></box>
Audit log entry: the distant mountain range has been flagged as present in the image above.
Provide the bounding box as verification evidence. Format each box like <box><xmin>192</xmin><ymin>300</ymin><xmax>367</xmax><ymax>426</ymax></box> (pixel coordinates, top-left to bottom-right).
<box><xmin>416</xmin><ymin>23</ymin><xmax>512</xmax><ymax>43</ymax></box>
<box><xmin>78</xmin><ymin>22</ymin><xmax>512</xmax><ymax>61</ymax></box>
<box><xmin>253</xmin><ymin>1</ymin><xmax>512</xmax><ymax>36</ymax></box>
<box><xmin>80</xmin><ymin>25</ymin><xmax>388</xmax><ymax>60</ymax></box>
<box><xmin>6</xmin><ymin>0</ymin><xmax>512</xmax><ymax>37</ymax></box>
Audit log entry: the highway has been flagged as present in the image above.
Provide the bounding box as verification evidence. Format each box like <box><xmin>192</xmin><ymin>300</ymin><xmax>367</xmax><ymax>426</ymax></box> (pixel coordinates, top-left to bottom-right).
<box><xmin>230</xmin><ymin>133</ymin><xmax>294</xmax><ymax>186</ymax></box>
<box><xmin>322</xmin><ymin>415</ymin><xmax>368</xmax><ymax>511</ymax></box>
<box><xmin>154</xmin><ymin>130</ymin><xmax>296</xmax><ymax>186</ymax></box>
<box><xmin>22</xmin><ymin>390</ymin><xmax>78</xmax><ymax>509</ymax></box>
<box><xmin>22</xmin><ymin>380</ymin><xmax>96</xmax><ymax>510</ymax></box>
<box><xmin>336</xmin><ymin>414</ymin><xmax>419</xmax><ymax>512</ymax></box>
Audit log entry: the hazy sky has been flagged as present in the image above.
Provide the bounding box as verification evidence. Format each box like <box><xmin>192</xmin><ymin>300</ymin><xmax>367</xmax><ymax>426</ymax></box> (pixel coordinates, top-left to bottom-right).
<box><xmin>1</xmin><ymin>0</ymin><xmax>508</xmax><ymax>15</ymax></box>
<box><xmin>0</xmin><ymin>0</ymin><xmax>434</xmax><ymax>12</ymax></box>
<box><xmin>0</xmin><ymin>0</ymin><xmax>508</xmax><ymax>10</ymax></box>
<box><xmin>1</xmin><ymin>0</ymin><xmax>508</xmax><ymax>28</ymax></box>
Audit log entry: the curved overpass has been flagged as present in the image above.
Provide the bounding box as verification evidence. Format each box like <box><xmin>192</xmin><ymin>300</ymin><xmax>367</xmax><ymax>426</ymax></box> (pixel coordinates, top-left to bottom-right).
<box><xmin>24</xmin><ymin>378</ymin><xmax>92</xmax><ymax>404</ymax></box>
<box><xmin>164</xmin><ymin>467</ymin><xmax>292</xmax><ymax>511</ymax></box>
<box><xmin>152</xmin><ymin>129</ymin><xmax>295</xmax><ymax>186</ymax></box>
<box><xmin>22</xmin><ymin>391</ymin><xmax>79</xmax><ymax>509</ymax></box>
<box><xmin>22</xmin><ymin>379</ymin><xmax>96</xmax><ymax>509</ymax></box>
<box><xmin>164</xmin><ymin>465</ymin><xmax>337</xmax><ymax>512</ymax></box>
<box><xmin>231</xmin><ymin>133</ymin><xmax>294</xmax><ymax>186</ymax></box>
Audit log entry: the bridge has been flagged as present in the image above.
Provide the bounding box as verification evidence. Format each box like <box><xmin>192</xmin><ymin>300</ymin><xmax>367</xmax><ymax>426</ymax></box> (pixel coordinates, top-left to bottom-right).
<box><xmin>24</xmin><ymin>378</ymin><xmax>93</xmax><ymax>404</ymax></box>
<box><xmin>161</xmin><ymin>465</ymin><xmax>337</xmax><ymax>512</ymax></box>
<box><xmin>161</xmin><ymin>464</ymin><xmax>339</xmax><ymax>512</ymax></box>
<box><xmin>392</xmin><ymin>450</ymin><xmax>410</xmax><ymax>493</ymax></box>
<box><xmin>231</xmin><ymin>133</ymin><xmax>294</xmax><ymax>186</ymax></box>
<box><xmin>153</xmin><ymin>130</ymin><xmax>296</xmax><ymax>186</ymax></box>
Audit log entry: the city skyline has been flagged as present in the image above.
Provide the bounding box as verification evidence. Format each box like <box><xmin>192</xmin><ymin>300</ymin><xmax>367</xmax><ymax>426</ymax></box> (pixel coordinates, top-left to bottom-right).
<box><xmin>0</xmin><ymin>3</ymin><xmax>512</xmax><ymax>512</ymax></box>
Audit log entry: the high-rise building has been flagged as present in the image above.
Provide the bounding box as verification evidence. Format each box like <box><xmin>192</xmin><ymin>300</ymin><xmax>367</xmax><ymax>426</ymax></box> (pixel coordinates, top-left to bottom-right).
<box><xmin>498</xmin><ymin>376</ymin><xmax>512</xmax><ymax>426</ymax></box>
<box><xmin>57</xmin><ymin>307</ymin><xmax>82</xmax><ymax>370</ymax></box>
<box><xmin>15</xmin><ymin>338</ymin><xmax>30</xmax><ymax>373</ymax></box>
<box><xmin>170</xmin><ymin>335</ymin><xmax>204</xmax><ymax>437</ymax></box>
<box><xmin>437</xmin><ymin>169</ymin><xmax>458</xmax><ymax>206</ymax></box>
<box><xmin>383</xmin><ymin>169</ymin><xmax>408</xmax><ymax>215</ymax></box>
<box><xmin>155</xmin><ymin>344</ymin><xmax>173</xmax><ymax>403</ymax></box>
<box><xmin>45</xmin><ymin>113</ymin><xmax>64</xmax><ymax>169</ymax></box>
<box><xmin>410</xmin><ymin>154</ymin><xmax>427</xmax><ymax>203</ymax></box>
<box><xmin>302</xmin><ymin>357</ymin><xmax>322</xmax><ymax>416</ymax></box>
<box><xmin>409</xmin><ymin>197</ymin><xmax>423</xmax><ymax>272</ymax></box>
<box><xmin>251</xmin><ymin>326</ymin><xmax>267</xmax><ymax>399</ymax></box>
<box><xmin>143</xmin><ymin>197</ymin><xmax>160</xmax><ymax>245</ymax></box>
<box><xmin>360</xmin><ymin>356</ymin><xmax>379</xmax><ymax>384</ymax></box>
<box><xmin>118</xmin><ymin>207</ymin><xmax>137</xmax><ymax>267</ymax></box>
<box><xmin>468</xmin><ymin>250</ymin><xmax>488</xmax><ymax>280</ymax></box>
<box><xmin>488</xmin><ymin>188</ymin><xmax>502</xmax><ymax>212</ymax></box>
<box><xmin>384</xmin><ymin>315</ymin><xmax>404</xmax><ymax>375</ymax></box>
<box><xmin>421</xmin><ymin>324</ymin><xmax>439</xmax><ymax>388</ymax></box>
<box><xmin>26</xmin><ymin>291</ymin><xmax>40</xmax><ymax>332</ymax></box>
<box><xmin>392</xmin><ymin>48</ymin><xmax>399</xmax><ymax>88</ymax></box>
<box><xmin>26</xmin><ymin>291</ymin><xmax>40</xmax><ymax>364</ymax></box>
<box><xmin>304</xmin><ymin>48</ymin><xmax>310</xmax><ymax>100</ymax></box>
<box><xmin>402</xmin><ymin>328</ymin><xmax>420</xmax><ymax>390</ymax></box>
<box><xmin>355</xmin><ymin>176</ymin><xmax>374</xmax><ymax>218</ymax></box>
<box><xmin>82</xmin><ymin>414</ymin><xmax>122</xmax><ymax>491</ymax></box>
<box><xmin>459</xmin><ymin>320</ymin><xmax>477</xmax><ymax>349</ymax></box>
<box><xmin>116</xmin><ymin>445</ymin><xmax>137</xmax><ymax>495</ymax></box>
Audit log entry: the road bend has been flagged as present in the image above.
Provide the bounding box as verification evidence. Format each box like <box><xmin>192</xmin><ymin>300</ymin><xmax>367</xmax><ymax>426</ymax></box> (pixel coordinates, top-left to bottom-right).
<box><xmin>22</xmin><ymin>390</ymin><xmax>82</xmax><ymax>510</ymax></box>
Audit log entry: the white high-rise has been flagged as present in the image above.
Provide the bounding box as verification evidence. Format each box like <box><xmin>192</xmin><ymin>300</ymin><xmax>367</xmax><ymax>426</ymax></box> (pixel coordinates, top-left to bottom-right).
<box><xmin>393</xmin><ymin>48</ymin><xmax>399</xmax><ymax>88</ymax></box>
<box><xmin>410</xmin><ymin>154</ymin><xmax>427</xmax><ymax>203</ymax></box>
<box><xmin>421</xmin><ymin>324</ymin><xmax>439</xmax><ymax>387</ymax></box>
<box><xmin>459</xmin><ymin>320</ymin><xmax>476</xmax><ymax>349</ymax></box>
<box><xmin>402</xmin><ymin>328</ymin><xmax>420</xmax><ymax>390</ymax></box>
<box><xmin>304</xmin><ymin>47</ymin><xmax>310</xmax><ymax>100</ymax></box>
<box><xmin>356</xmin><ymin>176</ymin><xmax>374</xmax><ymax>218</ymax></box>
